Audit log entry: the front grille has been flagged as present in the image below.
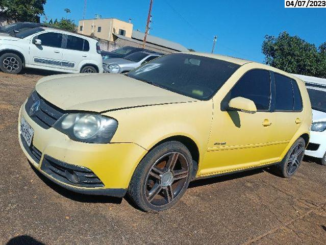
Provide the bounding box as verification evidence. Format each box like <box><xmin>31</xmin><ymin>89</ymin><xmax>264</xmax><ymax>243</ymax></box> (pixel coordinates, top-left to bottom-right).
<box><xmin>41</xmin><ymin>155</ymin><xmax>104</xmax><ymax>188</ymax></box>
<box><xmin>25</xmin><ymin>91</ymin><xmax>64</xmax><ymax>129</ymax></box>
<box><xmin>20</xmin><ymin>134</ymin><xmax>42</xmax><ymax>163</ymax></box>
<box><xmin>307</xmin><ymin>143</ymin><xmax>320</xmax><ymax>151</ymax></box>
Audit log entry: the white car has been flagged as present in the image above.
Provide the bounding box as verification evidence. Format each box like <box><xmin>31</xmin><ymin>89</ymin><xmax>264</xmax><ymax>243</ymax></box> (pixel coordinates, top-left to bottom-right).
<box><xmin>0</xmin><ymin>27</ymin><xmax>103</xmax><ymax>74</ymax></box>
<box><xmin>305</xmin><ymin>84</ymin><xmax>326</xmax><ymax>165</ymax></box>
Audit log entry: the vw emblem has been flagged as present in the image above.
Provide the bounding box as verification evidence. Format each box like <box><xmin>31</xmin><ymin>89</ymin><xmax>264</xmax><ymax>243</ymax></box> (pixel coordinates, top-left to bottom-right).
<box><xmin>30</xmin><ymin>100</ymin><xmax>41</xmax><ymax>116</ymax></box>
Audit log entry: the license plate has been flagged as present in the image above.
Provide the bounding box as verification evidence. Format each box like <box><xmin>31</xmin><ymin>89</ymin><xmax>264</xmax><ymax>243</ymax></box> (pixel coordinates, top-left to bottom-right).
<box><xmin>21</xmin><ymin>117</ymin><xmax>34</xmax><ymax>147</ymax></box>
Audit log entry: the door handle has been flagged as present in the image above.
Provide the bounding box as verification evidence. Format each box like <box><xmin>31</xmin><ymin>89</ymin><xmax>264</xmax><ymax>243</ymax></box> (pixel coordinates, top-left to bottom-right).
<box><xmin>295</xmin><ymin>118</ymin><xmax>302</xmax><ymax>124</ymax></box>
<box><xmin>82</xmin><ymin>55</ymin><xmax>87</xmax><ymax>58</ymax></box>
<box><xmin>54</xmin><ymin>51</ymin><xmax>60</xmax><ymax>53</ymax></box>
<box><xmin>262</xmin><ymin>119</ymin><xmax>272</xmax><ymax>127</ymax></box>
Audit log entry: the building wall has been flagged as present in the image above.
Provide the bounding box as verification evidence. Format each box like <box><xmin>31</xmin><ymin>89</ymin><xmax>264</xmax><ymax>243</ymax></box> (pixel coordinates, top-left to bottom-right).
<box><xmin>78</xmin><ymin>19</ymin><xmax>132</xmax><ymax>42</ymax></box>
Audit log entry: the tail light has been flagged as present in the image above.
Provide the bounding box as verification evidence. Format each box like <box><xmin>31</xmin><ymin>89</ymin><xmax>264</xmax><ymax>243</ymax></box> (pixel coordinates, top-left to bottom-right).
<box><xmin>96</xmin><ymin>42</ymin><xmax>101</xmax><ymax>54</ymax></box>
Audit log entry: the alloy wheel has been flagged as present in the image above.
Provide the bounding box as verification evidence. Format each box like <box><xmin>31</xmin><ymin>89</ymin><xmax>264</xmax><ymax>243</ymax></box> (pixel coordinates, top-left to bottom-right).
<box><xmin>3</xmin><ymin>57</ymin><xmax>19</xmax><ymax>72</ymax></box>
<box><xmin>83</xmin><ymin>67</ymin><xmax>96</xmax><ymax>73</ymax></box>
<box><xmin>287</xmin><ymin>142</ymin><xmax>305</xmax><ymax>175</ymax></box>
<box><xmin>144</xmin><ymin>152</ymin><xmax>190</xmax><ymax>207</ymax></box>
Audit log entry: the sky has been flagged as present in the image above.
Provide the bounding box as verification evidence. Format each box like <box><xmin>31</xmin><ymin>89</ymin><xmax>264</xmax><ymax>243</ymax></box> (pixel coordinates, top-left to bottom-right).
<box><xmin>42</xmin><ymin>0</ymin><xmax>326</xmax><ymax>62</ymax></box>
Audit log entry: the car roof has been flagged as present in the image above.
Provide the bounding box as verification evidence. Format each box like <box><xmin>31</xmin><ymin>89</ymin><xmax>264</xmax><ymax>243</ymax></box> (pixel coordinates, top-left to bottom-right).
<box><xmin>41</xmin><ymin>27</ymin><xmax>97</xmax><ymax>40</ymax></box>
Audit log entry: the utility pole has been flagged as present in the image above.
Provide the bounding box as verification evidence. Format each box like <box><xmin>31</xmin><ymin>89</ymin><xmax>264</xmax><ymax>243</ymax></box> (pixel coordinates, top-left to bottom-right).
<box><xmin>211</xmin><ymin>36</ymin><xmax>217</xmax><ymax>54</ymax></box>
<box><xmin>83</xmin><ymin>0</ymin><xmax>87</xmax><ymax>20</ymax></box>
<box><xmin>143</xmin><ymin>0</ymin><xmax>153</xmax><ymax>49</ymax></box>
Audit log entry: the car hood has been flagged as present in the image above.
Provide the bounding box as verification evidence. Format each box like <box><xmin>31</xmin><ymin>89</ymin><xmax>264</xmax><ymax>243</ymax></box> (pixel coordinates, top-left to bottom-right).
<box><xmin>35</xmin><ymin>74</ymin><xmax>197</xmax><ymax>112</ymax></box>
<box><xmin>103</xmin><ymin>58</ymin><xmax>135</xmax><ymax>65</ymax></box>
<box><xmin>312</xmin><ymin>109</ymin><xmax>326</xmax><ymax>122</ymax></box>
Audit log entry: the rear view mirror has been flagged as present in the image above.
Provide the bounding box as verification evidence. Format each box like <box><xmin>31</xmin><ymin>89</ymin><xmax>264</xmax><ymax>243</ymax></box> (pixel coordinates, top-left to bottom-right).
<box><xmin>228</xmin><ymin>97</ymin><xmax>257</xmax><ymax>114</ymax></box>
<box><xmin>34</xmin><ymin>39</ymin><xmax>42</xmax><ymax>45</ymax></box>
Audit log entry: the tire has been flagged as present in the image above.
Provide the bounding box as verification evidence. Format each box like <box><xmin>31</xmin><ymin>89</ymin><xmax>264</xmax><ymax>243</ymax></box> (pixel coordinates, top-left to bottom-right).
<box><xmin>128</xmin><ymin>141</ymin><xmax>193</xmax><ymax>212</ymax></box>
<box><xmin>0</xmin><ymin>53</ymin><xmax>23</xmax><ymax>74</ymax></box>
<box><xmin>321</xmin><ymin>152</ymin><xmax>326</xmax><ymax>166</ymax></box>
<box><xmin>273</xmin><ymin>137</ymin><xmax>306</xmax><ymax>178</ymax></box>
<box><xmin>80</xmin><ymin>65</ymin><xmax>97</xmax><ymax>73</ymax></box>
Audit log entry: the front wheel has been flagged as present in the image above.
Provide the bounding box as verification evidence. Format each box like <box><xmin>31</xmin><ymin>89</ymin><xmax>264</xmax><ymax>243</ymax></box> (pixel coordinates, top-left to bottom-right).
<box><xmin>274</xmin><ymin>138</ymin><xmax>306</xmax><ymax>178</ymax></box>
<box><xmin>80</xmin><ymin>65</ymin><xmax>97</xmax><ymax>73</ymax></box>
<box><xmin>321</xmin><ymin>152</ymin><xmax>326</xmax><ymax>166</ymax></box>
<box><xmin>0</xmin><ymin>53</ymin><xmax>23</xmax><ymax>74</ymax></box>
<box><xmin>128</xmin><ymin>141</ymin><xmax>193</xmax><ymax>212</ymax></box>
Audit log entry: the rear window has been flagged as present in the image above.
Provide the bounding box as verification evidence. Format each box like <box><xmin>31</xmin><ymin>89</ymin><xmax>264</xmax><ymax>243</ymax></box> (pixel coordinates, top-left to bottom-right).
<box><xmin>65</xmin><ymin>35</ymin><xmax>89</xmax><ymax>51</ymax></box>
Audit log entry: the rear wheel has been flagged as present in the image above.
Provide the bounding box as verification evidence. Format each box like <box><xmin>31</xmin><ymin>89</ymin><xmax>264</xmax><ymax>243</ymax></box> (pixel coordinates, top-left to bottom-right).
<box><xmin>0</xmin><ymin>53</ymin><xmax>23</xmax><ymax>74</ymax></box>
<box><xmin>128</xmin><ymin>141</ymin><xmax>193</xmax><ymax>212</ymax></box>
<box><xmin>81</xmin><ymin>65</ymin><xmax>97</xmax><ymax>73</ymax></box>
<box><xmin>321</xmin><ymin>152</ymin><xmax>326</xmax><ymax>166</ymax></box>
<box><xmin>274</xmin><ymin>138</ymin><xmax>306</xmax><ymax>178</ymax></box>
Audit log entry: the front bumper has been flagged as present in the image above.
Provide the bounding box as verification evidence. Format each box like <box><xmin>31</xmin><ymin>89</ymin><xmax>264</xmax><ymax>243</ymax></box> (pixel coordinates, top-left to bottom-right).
<box><xmin>18</xmin><ymin>104</ymin><xmax>147</xmax><ymax>196</ymax></box>
<box><xmin>305</xmin><ymin>130</ymin><xmax>326</xmax><ymax>159</ymax></box>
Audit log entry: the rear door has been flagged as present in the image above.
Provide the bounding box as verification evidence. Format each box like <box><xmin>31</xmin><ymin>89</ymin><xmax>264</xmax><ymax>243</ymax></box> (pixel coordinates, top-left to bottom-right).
<box><xmin>29</xmin><ymin>32</ymin><xmax>64</xmax><ymax>70</ymax></box>
<box><xmin>269</xmin><ymin>73</ymin><xmax>304</xmax><ymax>158</ymax></box>
<box><xmin>204</xmin><ymin>69</ymin><xmax>277</xmax><ymax>173</ymax></box>
<box><xmin>61</xmin><ymin>34</ymin><xmax>90</xmax><ymax>72</ymax></box>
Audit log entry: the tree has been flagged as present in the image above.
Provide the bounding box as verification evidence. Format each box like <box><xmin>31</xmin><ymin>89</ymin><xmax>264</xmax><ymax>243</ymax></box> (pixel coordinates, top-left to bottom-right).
<box><xmin>0</xmin><ymin>0</ymin><xmax>46</xmax><ymax>22</ymax></box>
<box><xmin>44</xmin><ymin>18</ymin><xmax>76</xmax><ymax>32</ymax></box>
<box><xmin>262</xmin><ymin>32</ymin><xmax>326</xmax><ymax>78</ymax></box>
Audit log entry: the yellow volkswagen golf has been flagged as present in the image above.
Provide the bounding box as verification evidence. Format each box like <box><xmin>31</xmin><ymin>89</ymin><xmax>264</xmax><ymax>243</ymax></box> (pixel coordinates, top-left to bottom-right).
<box><xmin>19</xmin><ymin>53</ymin><xmax>312</xmax><ymax>211</ymax></box>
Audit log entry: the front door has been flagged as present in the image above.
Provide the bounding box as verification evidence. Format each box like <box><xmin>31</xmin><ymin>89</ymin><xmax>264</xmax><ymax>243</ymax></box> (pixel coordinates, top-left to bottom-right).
<box><xmin>201</xmin><ymin>69</ymin><xmax>277</xmax><ymax>177</ymax></box>
<box><xmin>29</xmin><ymin>32</ymin><xmax>64</xmax><ymax>70</ymax></box>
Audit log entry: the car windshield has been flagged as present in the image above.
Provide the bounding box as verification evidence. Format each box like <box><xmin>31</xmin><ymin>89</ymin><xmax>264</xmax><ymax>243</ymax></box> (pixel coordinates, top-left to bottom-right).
<box><xmin>128</xmin><ymin>53</ymin><xmax>240</xmax><ymax>100</ymax></box>
<box><xmin>14</xmin><ymin>27</ymin><xmax>44</xmax><ymax>38</ymax></box>
<box><xmin>307</xmin><ymin>87</ymin><xmax>326</xmax><ymax>113</ymax></box>
<box><xmin>112</xmin><ymin>47</ymin><xmax>136</xmax><ymax>55</ymax></box>
<box><xmin>124</xmin><ymin>52</ymin><xmax>149</xmax><ymax>62</ymax></box>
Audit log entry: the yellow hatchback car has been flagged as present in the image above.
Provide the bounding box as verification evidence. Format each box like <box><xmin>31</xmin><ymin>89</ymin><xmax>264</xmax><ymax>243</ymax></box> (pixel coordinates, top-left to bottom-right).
<box><xmin>19</xmin><ymin>53</ymin><xmax>312</xmax><ymax>211</ymax></box>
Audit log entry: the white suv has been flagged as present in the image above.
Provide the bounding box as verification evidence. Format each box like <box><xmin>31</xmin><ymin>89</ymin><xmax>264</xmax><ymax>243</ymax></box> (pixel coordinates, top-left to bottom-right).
<box><xmin>0</xmin><ymin>27</ymin><xmax>103</xmax><ymax>74</ymax></box>
<box><xmin>305</xmin><ymin>84</ymin><xmax>326</xmax><ymax>165</ymax></box>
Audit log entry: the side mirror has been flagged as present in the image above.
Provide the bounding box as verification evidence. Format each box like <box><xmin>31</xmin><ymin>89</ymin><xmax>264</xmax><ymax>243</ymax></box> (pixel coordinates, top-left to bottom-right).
<box><xmin>34</xmin><ymin>39</ymin><xmax>42</xmax><ymax>45</ymax></box>
<box><xmin>228</xmin><ymin>97</ymin><xmax>257</xmax><ymax>114</ymax></box>
<box><xmin>13</xmin><ymin>30</ymin><xmax>19</xmax><ymax>33</ymax></box>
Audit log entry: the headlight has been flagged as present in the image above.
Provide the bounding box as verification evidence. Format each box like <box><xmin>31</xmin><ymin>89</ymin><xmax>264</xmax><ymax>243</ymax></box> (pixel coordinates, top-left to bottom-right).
<box><xmin>54</xmin><ymin>113</ymin><xmax>118</xmax><ymax>143</ymax></box>
<box><xmin>108</xmin><ymin>64</ymin><xmax>120</xmax><ymax>73</ymax></box>
<box><xmin>311</xmin><ymin>122</ymin><xmax>326</xmax><ymax>132</ymax></box>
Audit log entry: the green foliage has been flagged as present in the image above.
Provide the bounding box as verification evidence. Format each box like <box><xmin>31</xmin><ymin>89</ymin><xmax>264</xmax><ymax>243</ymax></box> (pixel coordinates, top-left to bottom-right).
<box><xmin>262</xmin><ymin>32</ymin><xmax>326</xmax><ymax>78</ymax></box>
<box><xmin>44</xmin><ymin>18</ymin><xmax>76</xmax><ymax>32</ymax></box>
<box><xmin>0</xmin><ymin>0</ymin><xmax>46</xmax><ymax>22</ymax></box>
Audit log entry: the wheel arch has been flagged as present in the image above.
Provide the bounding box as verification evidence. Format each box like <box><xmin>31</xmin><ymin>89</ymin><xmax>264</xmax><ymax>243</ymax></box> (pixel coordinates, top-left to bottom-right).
<box><xmin>147</xmin><ymin>135</ymin><xmax>200</xmax><ymax>179</ymax></box>
<box><xmin>300</xmin><ymin>133</ymin><xmax>310</xmax><ymax>147</ymax></box>
<box><xmin>80</xmin><ymin>63</ymin><xmax>99</xmax><ymax>73</ymax></box>
<box><xmin>0</xmin><ymin>49</ymin><xmax>26</xmax><ymax>66</ymax></box>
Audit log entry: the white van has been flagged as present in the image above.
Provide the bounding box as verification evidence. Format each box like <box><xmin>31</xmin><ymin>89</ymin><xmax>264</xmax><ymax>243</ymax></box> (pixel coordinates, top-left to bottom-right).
<box><xmin>0</xmin><ymin>27</ymin><xmax>103</xmax><ymax>74</ymax></box>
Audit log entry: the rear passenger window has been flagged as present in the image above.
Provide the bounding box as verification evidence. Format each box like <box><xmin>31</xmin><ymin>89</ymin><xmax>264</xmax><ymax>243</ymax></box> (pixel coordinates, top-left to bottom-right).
<box><xmin>227</xmin><ymin>69</ymin><xmax>271</xmax><ymax>111</ymax></box>
<box><xmin>66</xmin><ymin>35</ymin><xmax>89</xmax><ymax>51</ymax></box>
<box><xmin>274</xmin><ymin>73</ymin><xmax>293</xmax><ymax>111</ymax></box>
<box><xmin>274</xmin><ymin>73</ymin><xmax>302</xmax><ymax>111</ymax></box>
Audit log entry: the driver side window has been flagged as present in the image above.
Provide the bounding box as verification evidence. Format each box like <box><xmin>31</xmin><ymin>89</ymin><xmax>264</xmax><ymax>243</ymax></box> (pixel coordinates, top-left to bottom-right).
<box><xmin>227</xmin><ymin>69</ymin><xmax>272</xmax><ymax>111</ymax></box>
<box><xmin>36</xmin><ymin>33</ymin><xmax>63</xmax><ymax>48</ymax></box>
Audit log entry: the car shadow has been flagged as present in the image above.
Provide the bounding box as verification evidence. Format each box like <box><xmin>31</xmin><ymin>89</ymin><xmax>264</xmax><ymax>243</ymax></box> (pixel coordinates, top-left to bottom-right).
<box><xmin>189</xmin><ymin>168</ymin><xmax>265</xmax><ymax>188</ymax></box>
<box><xmin>20</xmin><ymin>68</ymin><xmax>64</xmax><ymax>76</ymax></box>
<box><xmin>29</xmin><ymin>161</ymin><xmax>122</xmax><ymax>205</ymax></box>
<box><xmin>6</xmin><ymin>235</ymin><xmax>45</xmax><ymax>245</ymax></box>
